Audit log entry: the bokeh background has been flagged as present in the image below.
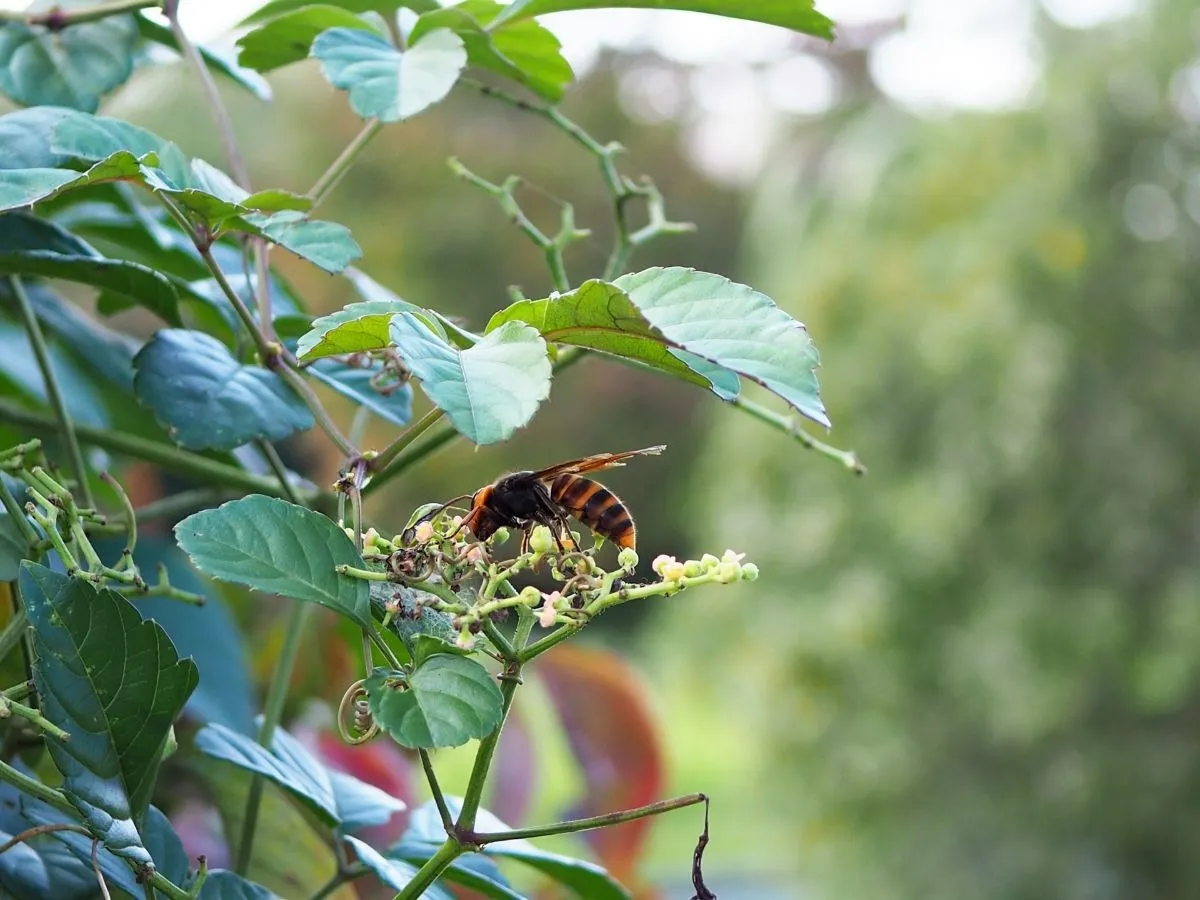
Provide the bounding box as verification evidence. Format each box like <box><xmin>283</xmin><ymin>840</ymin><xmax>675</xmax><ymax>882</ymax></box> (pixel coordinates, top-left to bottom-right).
<box><xmin>5</xmin><ymin>0</ymin><xmax>1199</xmax><ymax>897</ymax></box>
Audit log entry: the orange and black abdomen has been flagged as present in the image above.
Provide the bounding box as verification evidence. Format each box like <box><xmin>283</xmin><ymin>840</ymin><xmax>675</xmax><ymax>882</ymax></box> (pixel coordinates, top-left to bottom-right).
<box><xmin>549</xmin><ymin>474</ymin><xmax>637</xmax><ymax>548</ymax></box>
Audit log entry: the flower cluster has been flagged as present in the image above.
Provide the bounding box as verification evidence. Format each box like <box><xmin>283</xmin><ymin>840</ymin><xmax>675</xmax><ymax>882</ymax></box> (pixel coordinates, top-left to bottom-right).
<box><xmin>651</xmin><ymin>549</ymin><xmax>759</xmax><ymax>585</ymax></box>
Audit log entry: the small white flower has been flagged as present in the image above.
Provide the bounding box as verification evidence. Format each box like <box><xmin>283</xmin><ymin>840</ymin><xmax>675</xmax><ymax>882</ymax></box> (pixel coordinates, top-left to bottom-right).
<box><xmin>538</xmin><ymin>591</ymin><xmax>562</xmax><ymax>628</ymax></box>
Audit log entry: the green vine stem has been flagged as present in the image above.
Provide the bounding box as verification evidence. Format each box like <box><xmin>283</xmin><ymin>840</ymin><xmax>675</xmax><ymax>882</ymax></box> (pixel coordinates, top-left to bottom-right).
<box><xmin>308</xmin><ymin>119</ymin><xmax>384</xmax><ymax>211</ymax></box>
<box><xmin>0</xmin><ymin>694</ymin><xmax>70</xmax><ymax>742</ymax></box>
<box><xmin>368</xmin><ymin>407</ymin><xmax>445</xmax><ymax>477</ymax></box>
<box><xmin>394</xmin><ymin>838</ymin><xmax>462</xmax><ymax>900</ymax></box>
<box><xmin>731</xmin><ymin>395</ymin><xmax>866</xmax><ymax>474</ymax></box>
<box><xmin>419</xmin><ymin>749</ymin><xmax>455</xmax><ymax>835</ymax></box>
<box><xmin>455</xmin><ymin>676</ymin><xmax>519</xmax><ymax>832</ymax></box>
<box><xmin>470</xmin><ymin>793</ymin><xmax>707</xmax><ymax>844</ymax></box>
<box><xmin>0</xmin><ymin>0</ymin><xmax>158</xmax><ymax>26</ymax></box>
<box><xmin>8</xmin><ymin>276</ymin><xmax>94</xmax><ymax>508</ymax></box>
<box><xmin>0</xmin><ymin>469</ymin><xmax>38</xmax><ymax>549</ymax></box>
<box><xmin>0</xmin><ymin>401</ymin><xmax>315</xmax><ymax>501</ymax></box>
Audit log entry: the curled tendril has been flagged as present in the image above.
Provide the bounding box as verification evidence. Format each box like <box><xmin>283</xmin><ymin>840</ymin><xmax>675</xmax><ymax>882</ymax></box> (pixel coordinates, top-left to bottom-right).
<box><xmin>337</xmin><ymin>680</ymin><xmax>378</xmax><ymax>745</ymax></box>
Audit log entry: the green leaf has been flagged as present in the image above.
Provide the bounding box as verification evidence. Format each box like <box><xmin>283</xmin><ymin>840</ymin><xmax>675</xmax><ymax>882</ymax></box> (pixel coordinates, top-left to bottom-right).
<box><xmin>195</xmin><ymin>721</ymin><xmax>406</xmax><ymax>831</ymax></box>
<box><xmin>20</xmin><ymin>563</ymin><xmax>198</xmax><ymax>865</ymax></box>
<box><xmin>346</xmin><ymin>836</ymin><xmax>455</xmax><ymax>899</ymax></box>
<box><xmin>174</xmin><ymin>494</ymin><xmax>373</xmax><ymax>627</ymax></box>
<box><xmin>297</xmin><ymin>298</ymin><xmax>428</xmax><ymax>360</ymax></box>
<box><xmin>411</xmin><ymin>0</ymin><xmax>573</xmax><ymax>102</ymax></box>
<box><xmin>143</xmin><ymin>805</ymin><xmax>191</xmax><ymax>885</ymax></box>
<box><xmin>370</xmin><ymin>582</ymin><xmax>457</xmax><ymax>654</ymax></box>
<box><xmin>0</xmin><ymin>317</ymin><xmax>110</xmax><ymax>428</ymax></box>
<box><xmin>392</xmin><ymin>839</ymin><xmax>525</xmax><ymax>900</ymax></box>
<box><xmin>366</xmin><ymin>656</ymin><xmax>504</xmax><ymax>749</ymax></box>
<box><xmin>243</xmin><ymin>0</ymin><xmax>439</xmax><ymax>25</ymax></box>
<box><xmin>25</xmin><ymin>286</ymin><xmax>138</xmax><ymax>389</ymax></box>
<box><xmin>0</xmin><ymin>151</ymin><xmax>147</xmax><ymax>213</ymax></box>
<box><xmin>133</xmin><ymin>329</ymin><xmax>314</xmax><ymax>449</ymax></box>
<box><xmin>486</xmin><ymin>279</ymin><xmax>739</xmax><ymax>400</ymax></box>
<box><xmin>615</xmin><ymin>266</ymin><xmax>828</xmax><ymax>426</ymax></box>
<box><xmin>403</xmin><ymin>799</ymin><xmax>628</xmax><ymax>900</ymax></box>
<box><xmin>390</xmin><ymin>313</ymin><xmax>551</xmax><ymax>445</ymax></box>
<box><xmin>135</xmin><ymin>13</ymin><xmax>273</xmax><ymax>102</ymax></box>
<box><xmin>237</xmin><ymin>4</ymin><xmax>382</xmax><ymax>72</ymax></box>
<box><xmin>492</xmin><ymin>0</ymin><xmax>834</xmax><ymax>39</ymax></box>
<box><xmin>311</xmin><ymin>26</ymin><xmax>467</xmax><ymax>123</ymax></box>
<box><xmin>0</xmin><ymin>106</ymin><xmax>75</xmax><ymax>169</ymax></box>
<box><xmin>0</xmin><ymin>12</ymin><xmax>138</xmax><ymax>112</ymax></box>
<box><xmin>198</xmin><ymin>871</ymin><xmax>281</xmax><ymax>900</ymax></box>
<box><xmin>241</xmin><ymin>210</ymin><xmax>362</xmax><ymax>274</ymax></box>
<box><xmin>51</xmin><ymin>111</ymin><xmax>191</xmax><ymax>187</ymax></box>
<box><xmin>0</xmin><ymin>514</ymin><xmax>29</xmax><ymax>580</ymax></box>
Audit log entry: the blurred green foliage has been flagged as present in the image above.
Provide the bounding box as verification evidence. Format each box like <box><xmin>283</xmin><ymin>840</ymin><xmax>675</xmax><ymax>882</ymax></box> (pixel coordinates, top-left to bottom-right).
<box><xmin>670</xmin><ymin>2</ymin><xmax>1200</xmax><ymax>898</ymax></box>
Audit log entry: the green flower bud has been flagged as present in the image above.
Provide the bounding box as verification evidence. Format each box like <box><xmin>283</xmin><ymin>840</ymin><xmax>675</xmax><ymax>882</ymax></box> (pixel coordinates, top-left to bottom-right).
<box><xmin>716</xmin><ymin>561</ymin><xmax>741</xmax><ymax>583</ymax></box>
<box><xmin>529</xmin><ymin>525</ymin><xmax>555</xmax><ymax>554</ymax></box>
<box><xmin>700</xmin><ymin>553</ymin><xmax>720</xmax><ymax>572</ymax></box>
<box><xmin>682</xmin><ymin>559</ymin><xmax>704</xmax><ymax>578</ymax></box>
<box><xmin>740</xmin><ymin>562</ymin><xmax>760</xmax><ymax>582</ymax></box>
<box><xmin>617</xmin><ymin>547</ymin><xmax>639</xmax><ymax>569</ymax></box>
<box><xmin>491</xmin><ymin>526</ymin><xmax>511</xmax><ymax>545</ymax></box>
<box><xmin>519</xmin><ymin>585</ymin><xmax>542</xmax><ymax>605</ymax></box>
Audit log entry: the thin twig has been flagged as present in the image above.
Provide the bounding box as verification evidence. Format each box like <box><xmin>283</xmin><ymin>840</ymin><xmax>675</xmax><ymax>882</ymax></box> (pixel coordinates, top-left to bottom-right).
<box><xmin>470</xmin><ymin>793</ymin><xmax>707</xmax><ymax>844</ymax></box>
<box><xmin>731</xmin><ymin>395</ymin><xmax>866</xmax><ymax>474</ymax></box>
<box><xmin>308</xmin><ymin>119</ymin><xmax>383</xmax><ymax>212</ymax></box>
<box><xmin>92</xmin><ymin>838</ymin><xmax>112</xmax><ymax>900</ymax></box>
<box><xmin>0</xmin><ymin>822</ymin><xmax>88</xmax><ymax>854</ymax></box>
<box><xmin>0</xmin><ymin>0</ymin><xmax>158</xmax><ymax>26</ymax></box>
<box><xmin>419</xmin><ymin>749</ymin><xmax>455</xmax><ymax>836</ymax></box>
<box><xmin>8</xmin><ymin>277</ymin><xmax>94</xmax><ymax>508</ymax></box>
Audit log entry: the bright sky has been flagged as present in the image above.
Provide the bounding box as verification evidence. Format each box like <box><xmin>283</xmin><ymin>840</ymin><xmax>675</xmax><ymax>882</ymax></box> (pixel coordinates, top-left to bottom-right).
<box><xmin>0</xmin><ymin>0</ymin><xmax>1145</xmax><ymax>181</ymax></box>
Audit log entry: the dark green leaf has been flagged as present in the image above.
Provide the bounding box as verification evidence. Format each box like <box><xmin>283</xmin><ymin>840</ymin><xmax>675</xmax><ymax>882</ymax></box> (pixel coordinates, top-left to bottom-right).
<box><xmin>615</xmin><ymin>267</ymin><xmax>828</xmax><ymax>426</ymax></box>
<box><xmin>0</xmin><ymin>250</ymin><xmax>186</xmax><ymax>326</ymax></box>
<box><xmin>0</xmin><ymin>106</ymin><xmax>75</xmax><ymax>170</ymax></box>
<box><xmin>195</xmin><ymin>721</ymin><xmax>406</xmax><ymax>831</ymax></box>
<box><xmin>366</xmin><ymin>656</ymin><xmax>504</xmax><ymax>749</ymax></box>
<box><xmin>392</xmin><ymin>839</ymin><xmax>525</xmax><ymax>900</ymax></box>
<box><xmin>143</xmin><ymin>804</ymin><xmax>192</xmax><ymax>886</ymax></box>
<box><xmin>0</xmin><ymin>317</ymin><xmax>110</xmax><ymax>428</ymax></box>
<box><xmin>241</xmin><ymin>210</ymin><xmax>362</xmax><ymax>274</ymax></box>
<box><xmin>237</xmin><ymin>4</ymin><xmax>382</xmax><ymax>72</ymax></box>
<box><xmin>411</xmin><ymin>0</ymin><xmax>573</xmax><ymax>102</ymax></box>
<box><xmin>297</xmin><ymin>298</ymin><xmax>429</xmax><ymax>360</ymax></box>
<box><xmin>492</xmin><ymin>0</ymin><xmax>834</xmax><ymax>39</ymax></box>
<box><xmin>311</xmin><ymin>26</ymin><xmax>467</xmax><ymax>123</ymax></box>
<box><xmin>136</xmin><ymin>13</ymin><xmax>273</xmax><ymax>102</ymax></box>
<box><xmin>133</xmin><ymin>329</ymin><xmax>313</xmax><ymax>449</ymax></box>
<box><xmin>307</xmin><ymin>358</ymin><xmax>414</xmax><ymax>426</ymax></box>
<box><xmin>20</xmin><ymin>282</ymin><xmax>138</xmax><ymax>390</ymax></box>
<box><xmin>243</xmin><ymin>0</ymin><xmax>439</xmax><ymax>25</ymax></box>
<box><xmin>20</xmin><ymin>563</ymin><xmax>198</xmax><ymax>865</ymax></box>
<box><xmin>0</xmin><ymin>151</ymin><xmax>147</xmax><ymax>213</ymax></box>
<box><xmin>174</xmin><ymin>494</ymin><xmax>373</xmax><ymax>627</ymax></box>
<box><xmin>369</xmin><ymin>582</ymin><xmax>457</xmax><ymax>654</ymax></box>
<box><xmin>51</xmin><ymin>111</ymin><xmax>190</xmax><ymax>187</ymax></box>
<box><xmin>198</xmin><ymin>871</ymin><xmax>282</xmax><ymax>900</ymax></box>
<box><xmin>91</xmin><ymin>535</ymin><xmax>256</xmax><ymax>736</ymax></box>
<box><xmin>0</xmin><ymin>12</ymin><xmax>138</xmax><ymax>112</ymax></box>
<box><xmin>0</xmin><ymin>514</ymin><xmax>29</xmax><ymax>580</ymax></box>
<box><xmin>389</xmin><ymin>313</ymin><xmax>551</xmax><ymax>445</ymax></box>
<box><xmin>346</xmin><ymin>835</ymin><xmax>455</xmax><ymax>899</ymax></box>
<box><xmin>486</xmin><ymin>279</ymin><xmax>739</xmax><ymax>400</ymax></box>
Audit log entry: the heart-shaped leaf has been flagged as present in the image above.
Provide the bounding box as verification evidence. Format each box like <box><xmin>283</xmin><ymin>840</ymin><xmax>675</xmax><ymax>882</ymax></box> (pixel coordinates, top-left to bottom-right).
<box><xmin>237</xmin><ymin>4</ymin><xmax>382</xmax><ymax>72</ymax></box>
<box><xmin>136</xmin><ymin>14</ymin><xmax>273</xmax><ymax>102</ymax></box>
<box><xmin>403</xmin><ymin>798</ymin><xmax>629</xmax><ymax>900</ymax></box>
<box><xmin>411</xmin><ymin>0</ymin><xmax>573</xmax><ymax>102</ymax></box>
<box><xmin>20</xmin><ymin>563</ymin><xmax>198</xmax><ymax>866</ymax></box>
<box><xmin>486</xmin><ymin>279</ymin><xmax>739</xmax><ymax>400</ymax></box>
<box><xmin>366</xmin><ymin>656</ymin><xmax>504</xmax><ymax>749</ymax></box>
<box><xmin>174</xmin><ymin>494</ymin><xmax>373</xmax><ymax>627</ymax></box>
<box><xmin>389</xmin><ymin>313</ymin><xmax>551</xmax><ymax>445</ymax></box>
<box><xmin>614</xmin><ymin>267</ymin><xmax>828</xmax><ymax>426</ymax></box>
<box><xmin>0</xmin><ymin>11</ymin><xmax>138</xmax><ymax>112</ymax></box>
<box><xmin>133</xmin><ymin>329</ymin><xmax>313</xmax><ymax>449</ymax></box>
<box><xmin>0</xmin><ymin>151</ymin><xmax>147</xmax><ymax>212</ymax></box>
<box><xmin>311</xmin><ymin>26</ymin><xmax>467</xmax><ymax>123</ymax></box>
<box><xmin>195</xmin><ymin>722</ymin><xmax>406</xmax><ymax>831</ymax></box>
<box><xmin>492</xmin><ymin>0</ymin><xmax>834</xmax><ymax>39</ymax></box>
<box><xmin>297</xmin><ymin>298</ymin><xmax>429</xmax><ymax>360</ymax></box>
<box><xmin>346</xmin><ymin>836</ymin><xmax>455</xmax><ymax>899</ymax></box>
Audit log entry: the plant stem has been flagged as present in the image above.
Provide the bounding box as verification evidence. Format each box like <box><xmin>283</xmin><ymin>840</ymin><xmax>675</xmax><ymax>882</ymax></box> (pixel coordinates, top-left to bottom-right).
<box><xmin>472</xmin><ymin>793</ymin><xmax>707</xmax><ymax>844</ymax></box>
<box><xmin>0</xmin><ymin>822</ymin><xmax>88</xmax><ymax>854</ymax></box>
<box><xmin>0</xmin><ymin>475</ymin><xmax>37</xmax><ymax>549</ymax></box>
<box><xmin>235</xmin><ymin>602</ymin><xmax>313</xmax><ymax>874</ymax></box>
<box><xmin>0</xmin><ymin>0</ymin><xmax>159</xmax><ymax>26</ymax></box>
<box><xmin>731</xmin><ymin>396</ymin><xmax>866</xmax><ymax>474</ymax></box>
<box><xmin>0</xmin><ymin>756</ymin><xmax>75</xmax><ymax>815</ymax></box>
<box><xmin>0</xmin><ymin>694</ymin><xmax>70</xmax><ymax>741</ymax></box>
<box><xmin>480</xmin><ymin>618</ymin><xmax>515</xmax><ymax>660</ymax></box>
<box><xmin>419</xmin><ymin>749</ymin><xmax>455</xmax><ymax>835</ymax></box>
<box><xmin>393</xmin><ymin>838</ymin><xmax>461</xmax><ymax>900</ymax></box>
<box><xmin>308</xmin><ymin>119</ymin><xmax>383</xmax><ymax>211</ymax></box>
<box><xmin>309</xmin><ymin>865</ymin><xmax>366</xmax><ymax>900</ymax></box>
<box><xmin>198</xmin><ymin>247</ymin><xmax>273</xmax><ymax>360</ymax></box>
<box><xmin>256</xmin><ymin>440</ymin><xmax>298</xmax><ymax>504</ymax></box>
<box><xmin>275</xmin><ymin>364</ymin><xmax>359</xmax><ymax>457</ymax></box>
<box><xmin>9</xmin><ymin>277</ymin><xmax>94</xmax><ymax>509</ymax></box>
<box><xmin>164</xmin><ymin>0</ymin><xmax>249</xmax><ymax>190</ymax></box>
<box><xmin>519</xmin><ymin>622</ymin><xmax>575</xmax><ymax>662</ymax></box>
<box><xmin>456</xmin><ymin>676</ymin><xmax>519</xmax><ymax>831</ymax></box>
<box><xmin>0</xmin><ymin>401</ymin><xmax>314</xmax><ymax>501</ymax></box>
<box><xmin>368</xmin><ymin>407</ymin><xmax>445</xmax><ymax>477</ymax></box>
<box><xmin>361</xmin><ymin>422</ymin><xmax>457</xmax><ymax>497</ymax></box>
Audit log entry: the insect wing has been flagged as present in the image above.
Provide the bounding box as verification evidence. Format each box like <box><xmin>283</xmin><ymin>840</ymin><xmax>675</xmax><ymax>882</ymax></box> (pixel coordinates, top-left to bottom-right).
<box><xmin>530</xmin><ymin>445</ymin><xmax>666</xmax><ymax>484</ymax></box>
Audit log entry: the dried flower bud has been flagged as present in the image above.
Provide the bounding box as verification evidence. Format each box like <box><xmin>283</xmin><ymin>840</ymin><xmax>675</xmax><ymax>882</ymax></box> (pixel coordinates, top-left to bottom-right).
<box><xmin>617</xmin><ymin>547</ymin><xmax>639</xmax><ymax>569</ymax></box>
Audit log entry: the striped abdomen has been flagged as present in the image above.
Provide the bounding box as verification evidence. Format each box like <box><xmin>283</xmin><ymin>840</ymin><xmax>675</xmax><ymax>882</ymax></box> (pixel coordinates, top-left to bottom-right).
<box><xmin>549</xmin><ymin>474</ymin><xmax>637</xmax><ymax>549</ymax></box>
